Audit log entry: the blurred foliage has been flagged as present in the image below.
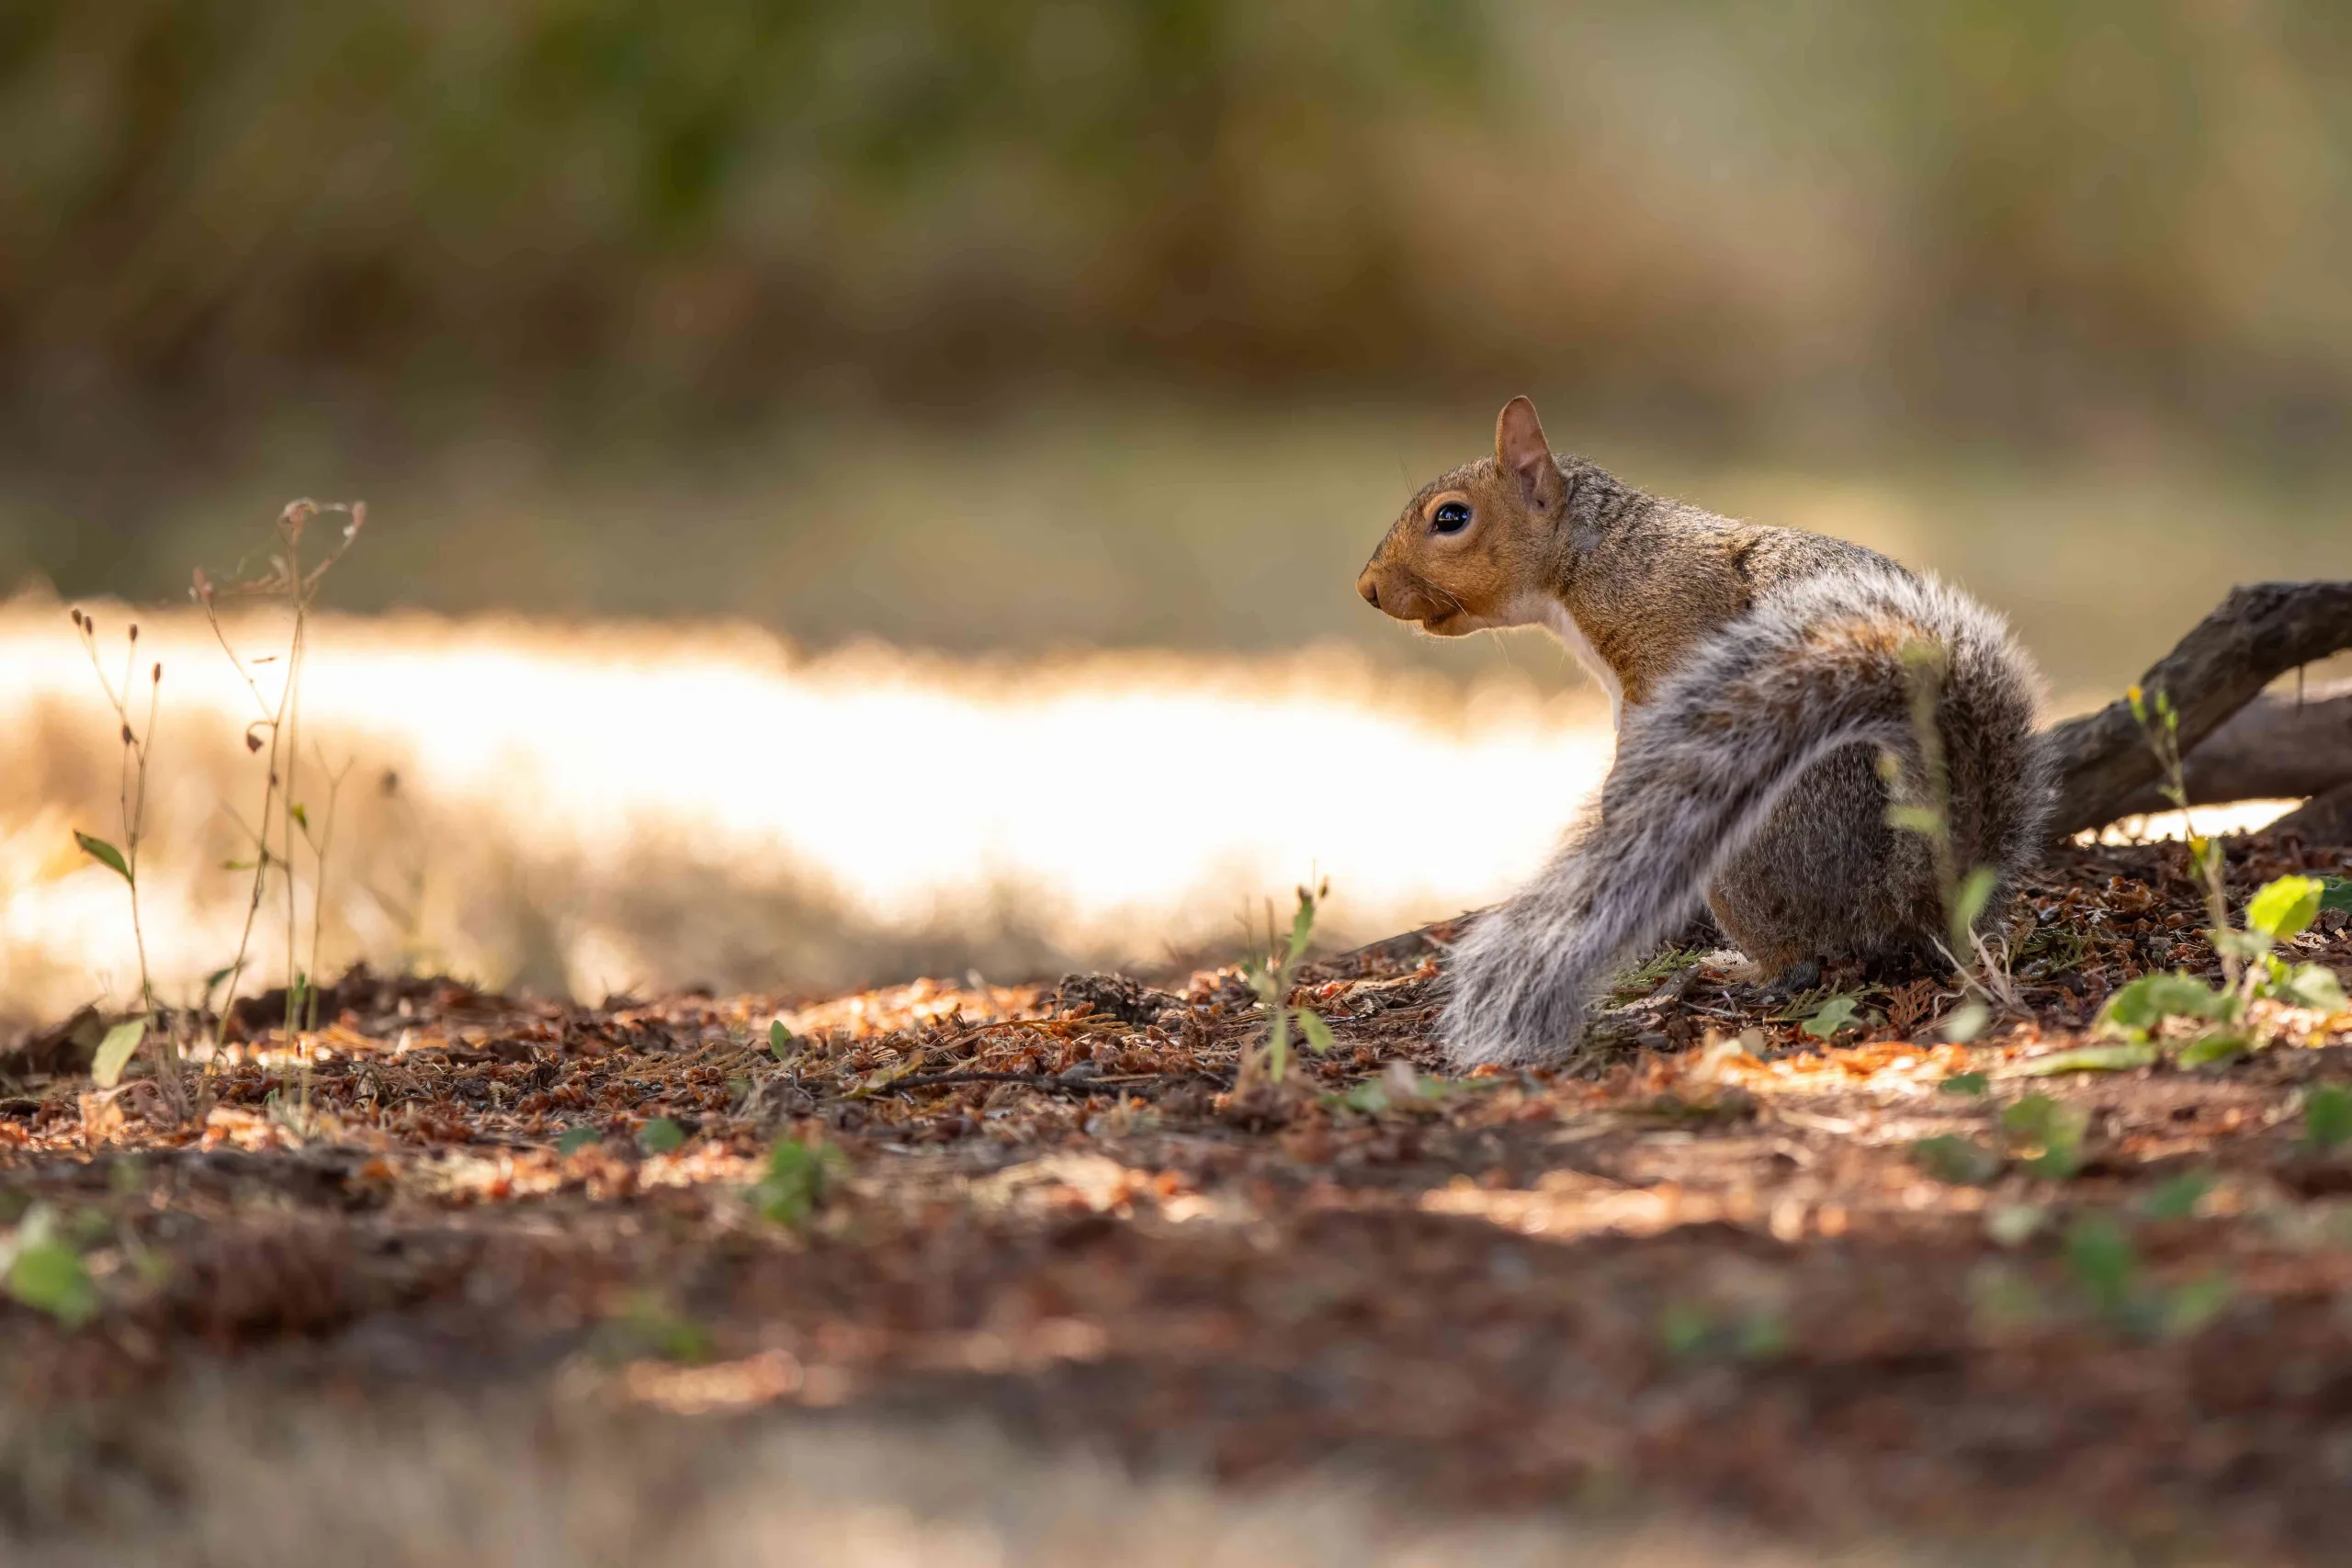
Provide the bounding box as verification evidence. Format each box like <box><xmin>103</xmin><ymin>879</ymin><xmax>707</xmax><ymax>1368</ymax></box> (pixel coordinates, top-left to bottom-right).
<box><xmin>1</xmin><ymin>0</ymin><xmax>2348</xmax><ymax>441</ymax></box>
<box><xmin>0</xmin><ymin>0</ymin><xmax>1481</xmax><ymax>411</ymax></box>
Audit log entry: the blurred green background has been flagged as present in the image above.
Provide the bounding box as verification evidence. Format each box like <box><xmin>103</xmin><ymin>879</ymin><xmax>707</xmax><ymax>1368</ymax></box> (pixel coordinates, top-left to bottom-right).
<box><xmin>5</xmin><ymin>0</ymin><xmax>2350</xmax><ymax>695</ymax></box>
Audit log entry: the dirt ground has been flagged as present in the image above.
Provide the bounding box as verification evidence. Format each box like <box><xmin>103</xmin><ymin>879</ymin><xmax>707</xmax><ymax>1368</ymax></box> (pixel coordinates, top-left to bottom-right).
<box><xmin>6</xmin><ymin>835</ymin><xmax>2352</xmax><ymax>1565</ymax></box>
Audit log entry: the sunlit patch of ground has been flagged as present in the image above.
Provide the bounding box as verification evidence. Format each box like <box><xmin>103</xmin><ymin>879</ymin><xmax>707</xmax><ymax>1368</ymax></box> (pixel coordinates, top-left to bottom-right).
<box><xmin>1</xmin><ymin>597</ymin><xmax>1613</xmax><ymax>1023</ymax></box>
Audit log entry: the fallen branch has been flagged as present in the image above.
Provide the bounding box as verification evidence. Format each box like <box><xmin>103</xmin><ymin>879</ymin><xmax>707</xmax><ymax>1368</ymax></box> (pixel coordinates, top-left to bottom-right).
<box><xmin>2270</xmin><ymin>782</ymin><xmax>2352</xmax><ymax>846</ymax></box>
<box><xmin>2102</xmin><ymin>684</ymin><xmax>2352</xmax><ymax>818</ymax></box>
<box><xmin>2044</xmin><ymin>582</ymin><xmax>2352</xmax><ymax>837</ymax></box>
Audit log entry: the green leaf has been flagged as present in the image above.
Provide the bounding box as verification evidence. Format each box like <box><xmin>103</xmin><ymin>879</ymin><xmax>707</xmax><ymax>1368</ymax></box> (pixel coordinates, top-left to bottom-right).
<box><xmin>1885</xmin><ymin>804</ymin><xmax>1943</xmax><ymax>836</ymax></box>
<box><xmin>2140</xmin><ymin>1171</ymin><xmax>2212</xmax><ymax>1222</ymax></box>
<box><xmin>2176</xmin><ymin>1032</ymin><xmax>2248</xmax><ymax>1070</ymax></box>
<box><xmin>1296</xmin><ymin>1009</ymin><xmax>1337</xmax><ymax>1055</ymax></box>
<box><xmin>1800</xmin><ymin>994</ymin><xmax>1861</xmax><ymax>1040</ymax></box>
<box><xmin>1911</xmin><ymin>1135</ymin><xmax>2003</xmax><ymax>1185</ymax></box>
<box><xmin>73</xmin><ymin>830</ymin><xmax>131</xmax><ymax>885</ymax></box>
<box><xmin>2064</xmin><ymin>1214</ymin><xmax>2138</xmax><ymax>1317</ymax></box>
<box><xmin>89</xmin><ymin>1019</ymin><xmax>146</xmax><ymax>1089</ymax></box>
<box><xmin>2158</xmin><ymin>1275</ymin><xmax>2232</xmax><ymax>1339</ymax></box>
<box><xmin>555</xmin><ymin>1126</ymin><xmax>602</xmax><ymax>1156</ymax></box>
<box><xmin>2245</xmin><ymin>875</ymin><xmax>2324</xmax><ymax>942</ymax></box>
<box><xmin>753</xmin><ymin>1139</ymin><xmax>843</xmax><ymax>1229</ymax></box>
<box><xmin>289</xmin><ymin>802</ymin><xmax>309</xmax><ymax>829</ymax></box>
<box><xmin>2281</xmin><ymin>964</ymin><xmax>2347</xmax><ymax>1015</ymax></box>
<box><xmin>1938</xmin><ymin>1071</ymin><xmax>1989</xmax><ymax>1097</ymax></box>
<box><xmin>1941</xmin><ymin>999</ymin><xmax>1990</xmax><ymax>1043</ymax></box>
<box><xmin>639</xmin><ymin>1117</ymin><xmax>685</xmax><ymax>1154</ymax></box>
<box><xmin>2002</xmin><ymin>1094</ymin><xmax>2088</xmax><ymax>1179</ymax></box>
<box><xmin>2302</xmin><ymin>1085</ymin><xmax>2352</xmax><ymax>1153</ymax></box>
<box><xmin>1951</xmin><ymin>865</ymin><xmax>1999</xmax><ymax>938</ymax></box>
<box><xmin>767</xmin><ymin>1019</ymin><xmax>793</xmax><ymax>1057</ymax></box>
<box><xmin>2096</xmin><ymin>972</ymin><xmax>2223</xmax><ymax>1040</ymax></box>
<box><xmin>2016</xmin><ymin>1043</ymin><xmax>2157</xmax><ymax>1077</ymax></box>
<box><xmin>2319</xmin><ymin>878</ymin><xmax>2352</xmax><ymax>914</ymax></box>
<box><xmin>7</xmin><ymin>1239</ymin><xmax>97</xmax><ymax>1328</ymax></box>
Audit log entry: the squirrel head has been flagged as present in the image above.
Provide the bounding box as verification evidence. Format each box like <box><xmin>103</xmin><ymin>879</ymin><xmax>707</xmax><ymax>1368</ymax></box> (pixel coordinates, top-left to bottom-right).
<box><xmin>1355</xmin><ymin>396</ymin><xmax>1568</xmax><ymax>637</ymax></box>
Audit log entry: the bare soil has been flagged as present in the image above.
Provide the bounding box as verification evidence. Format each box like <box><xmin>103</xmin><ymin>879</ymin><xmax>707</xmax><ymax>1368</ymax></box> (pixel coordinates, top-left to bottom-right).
<box><xmin>6</xmin><ymin>835</ymin><xmax>2352</xmax><ymax>1563</ymax></box>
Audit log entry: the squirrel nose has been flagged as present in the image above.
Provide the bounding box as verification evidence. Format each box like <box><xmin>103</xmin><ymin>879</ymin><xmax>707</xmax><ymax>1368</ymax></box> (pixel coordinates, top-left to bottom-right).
<box><xmin>1357</xmin><ymin>569</ymin><xmax>1381</xmax><ymax>609</ymax></box>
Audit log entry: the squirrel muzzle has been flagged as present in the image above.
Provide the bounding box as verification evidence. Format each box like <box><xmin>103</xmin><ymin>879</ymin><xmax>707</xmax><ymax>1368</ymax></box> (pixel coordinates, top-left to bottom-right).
<box><xmin>1356</xmin><ymin>558</ymin><xmax>1464</xmax><ymax>633</ymax></box>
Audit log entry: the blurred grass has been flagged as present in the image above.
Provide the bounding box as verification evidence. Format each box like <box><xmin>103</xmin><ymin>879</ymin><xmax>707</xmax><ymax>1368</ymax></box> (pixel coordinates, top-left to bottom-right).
<box><xmin>7</xmin><ymin>402</ymin><xmax>2347</xmax><ymax>701</ymax></box>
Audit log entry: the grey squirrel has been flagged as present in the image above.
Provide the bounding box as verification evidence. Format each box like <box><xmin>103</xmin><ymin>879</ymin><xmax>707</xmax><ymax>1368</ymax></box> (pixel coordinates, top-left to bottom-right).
<box><xmin>1355</xmin><ymin>396</ymin><xmax>2052</xmax><ymax>1066</ymax></box>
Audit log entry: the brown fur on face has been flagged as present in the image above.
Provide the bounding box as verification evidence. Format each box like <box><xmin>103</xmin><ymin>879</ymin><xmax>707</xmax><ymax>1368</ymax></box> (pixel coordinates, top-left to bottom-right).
<box><xmin>1355</xmin><ymin>397</ymin><xmax>1565</xmax><ymax>637</ymax></box>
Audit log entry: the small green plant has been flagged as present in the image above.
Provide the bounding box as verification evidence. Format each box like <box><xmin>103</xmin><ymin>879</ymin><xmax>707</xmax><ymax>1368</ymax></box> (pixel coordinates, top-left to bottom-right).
<box><xmin>1</xmin><ymin>1204</ymin><xmax>99</xmax><ymax>1328</ymax></box>
<box><xmin>1879</xmin><ymin>640</ymin><xmax>2007</xmax><ymax>1041</ymax></box>
<box><xmin>195</xmin><ymin>499</ymin><xmax>366</xmax><ymax>1073</ymax></box>
<box><xmin>2091</xmin><ymin>872</ymin><xmax>2346</xmax><ymax>1060</ymax></box>
<box><xmin>605</xmin><ymin>1292</ymin><xmax>714</xmax><ymax>1364</ymax></box>
<box><xmin>768</xmin><ymin>1020</ymin><xmax>795</xmax><ymax>1058</ymax></box>
<box><xmin>2002</xmin><ymin>1093</ymin><xmax>2089</xmax><ymax>1179</ymax></box>
<box><xmin>2301</xmin><ymin>1085</ymin><xmax>2352</xmax><ymax>1154</ymax></box>
<box><xmin>1238</xmin><ymin>881</ymin><xmax>1339</xmax><ymax>1089</ymax></box>
<box><xmin>2063</xmin><ymin>1212</ymin><xmax>2230</xmax><ymax>1339</ymax></box>
<box><xmin>556</xmin><ymin>1125</ymin><xmax>603</xmax><ymax>1156</ymax></box>
<box><xmin>2138</xmin><ymin>1170</ymin><xmax>2213</xmax><ymax>1222</ymax></box>
<box><xmin>639</xmin><ymin>1117</ymin><xmax>686</xmax><ymax>1154</ymax></box>
<box><xmin>1910</xmin><ymin>1134</ymin><xmax>2003</xmax><ymax>1185</ymax></box>
<box><xmin>752</xmin><ymin>1136</ymin><xmax>848</xmax><ymax>1228</ymax></box>
<box><xmin>1655</xmin><ymin>1300</ymin><xmax>1787</xmax><ymax>1363</ymax></box>
<box><xmin>65</xmin><ymin>608</ymin><xmax>175</xmax><ymax>1085</ymax></box>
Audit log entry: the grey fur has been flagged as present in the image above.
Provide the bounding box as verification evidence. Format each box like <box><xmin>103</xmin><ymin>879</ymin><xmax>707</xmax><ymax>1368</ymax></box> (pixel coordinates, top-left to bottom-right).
<box><xmin>1442</xmin><ymin>557</ymin><xmax>2052</xmax><ymax>1068</ymax></box>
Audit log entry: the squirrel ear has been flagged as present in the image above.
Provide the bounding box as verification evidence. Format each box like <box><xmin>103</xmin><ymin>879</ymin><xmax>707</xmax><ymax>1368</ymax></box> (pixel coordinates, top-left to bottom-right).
<box><xmin>1494</xmin><ymin>396</ymin><xmax>1565</xmax><ymax>513</ymax></box>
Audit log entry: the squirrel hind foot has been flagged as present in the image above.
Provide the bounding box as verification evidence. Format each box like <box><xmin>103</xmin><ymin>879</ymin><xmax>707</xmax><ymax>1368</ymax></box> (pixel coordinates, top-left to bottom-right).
<box><xmin>1757</xmin><ymin>957</ymin><xmax>1825</xmax><ymax>1001</ymax></box>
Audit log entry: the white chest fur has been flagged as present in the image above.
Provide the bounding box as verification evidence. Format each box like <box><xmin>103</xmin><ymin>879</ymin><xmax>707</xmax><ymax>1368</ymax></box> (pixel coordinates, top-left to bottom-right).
<box><xmin>1517</xmin><ymin>594</ymin><xmax>1623</xmax><ymax>728</ymax></box>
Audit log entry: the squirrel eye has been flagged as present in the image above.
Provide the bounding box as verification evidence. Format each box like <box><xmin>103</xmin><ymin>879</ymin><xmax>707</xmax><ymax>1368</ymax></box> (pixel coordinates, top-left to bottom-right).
<box><xmin>1430</xmin><ymin>501</ymin><xmax>1472</xmax><ymax>534</ymax></box>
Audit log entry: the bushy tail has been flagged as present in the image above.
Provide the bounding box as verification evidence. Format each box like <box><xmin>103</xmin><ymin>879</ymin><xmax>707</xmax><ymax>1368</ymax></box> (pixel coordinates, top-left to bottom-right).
<box><xmin>1440</xmin><ymin>569</ymin><xmax>2046</xmax><ymax>1067</ymax></box>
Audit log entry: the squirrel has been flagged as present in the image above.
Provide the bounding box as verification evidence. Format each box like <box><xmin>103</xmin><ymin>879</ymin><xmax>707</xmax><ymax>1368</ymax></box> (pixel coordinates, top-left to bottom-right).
<box><xmin>1355</xmin><ymin>396</ymin><xmax>2052</xmax><ymax>1067</ymax></box>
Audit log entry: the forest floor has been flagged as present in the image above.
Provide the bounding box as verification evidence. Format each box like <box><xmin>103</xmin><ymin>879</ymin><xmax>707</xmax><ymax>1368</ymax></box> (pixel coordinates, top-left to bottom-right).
<box><xmin>5</xmin><ymin>835</ymin><xmax>2352</xmax><ymax>1565</ymax></box>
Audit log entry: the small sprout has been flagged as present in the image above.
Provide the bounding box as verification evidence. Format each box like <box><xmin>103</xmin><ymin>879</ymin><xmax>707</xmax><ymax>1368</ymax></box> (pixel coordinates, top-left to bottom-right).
<box><xmin>1296</xmin><ymin>1009</ymin><xmax>1337</xmax><ymax>1055</ymax></box>
<box><xmin>2002</xmin><ymin>1094</ymin><xmax>2088</xmax><ymax>1179</ymax></box>
<box><xmin>2064</xmin><ymin>1214</ymin><xmax>2138</xmax><ymax>1319</ymax></box>
<box><xmin>1657</xmin><ymin>1302</ymin><xmax>1713</xmax><ymax>1360</ymax></box>
<box><xmin>639</xmin><ymin>1117</ymin><xmax>685</xmax><ymax>1154</ymax></box>
<box><xmin>768</xmin><ymin>1020</ymin><xmax>794</xmax><ymax>1058</ymax></box>
<box><xmin>1937</xmin><ymin>1071</ymin><xmax>1989</xmax><ymax>1097</ymax></box>
<box><xmin>3</xmin><ymin>1206</ymin><xmax>99</xmax><ymax>1328</ymax></box>
<box><xmin>2301</xmin><ymin>1085</ymin><xmax>2352</xmax><ymax>1154</ymax></box>
<box><xmin>2139</xmin><ymin>1171</ymin><xmax>2213</xmax><ymax>1223</ymax></box>
<box><xmin>555</xmin><ymin>1126</ymin><xmax>602</xmax><ymax>1156</ymax></box>
<box><xmin>1911</xmin><ymin>1134</ymin><xmax>2003</xmax><ymax>1185</ymax></box>
<box><xmin>2319</xmin><ymin>878</ymin><xmax>2352</xmax><ymax>915</ymax></box>
<box><xmin>753</xmin><ymin>1137</ymin><xmax>846</xmax><ymax>1229</ymax></box>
